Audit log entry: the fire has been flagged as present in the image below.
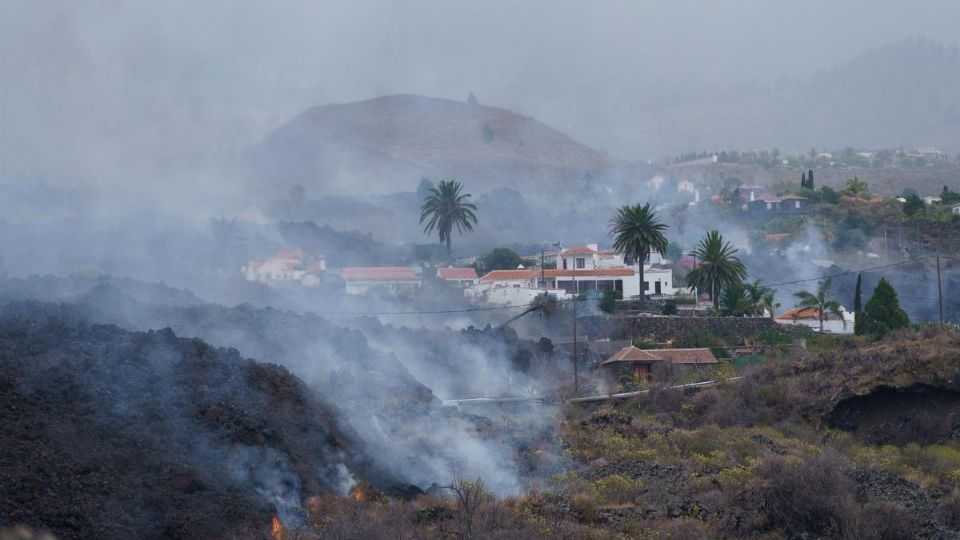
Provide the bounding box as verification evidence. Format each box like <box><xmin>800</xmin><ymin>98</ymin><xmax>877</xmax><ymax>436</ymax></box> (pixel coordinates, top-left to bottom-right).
<box><xmin>270</xmin><ymin>515</ymin><xmax>283</xmax><ymax>540</ymax></box>
<box><xmin>351</xmin><ymin>485</ymin><xmax>365</xmax><ymax>502</ymax></box>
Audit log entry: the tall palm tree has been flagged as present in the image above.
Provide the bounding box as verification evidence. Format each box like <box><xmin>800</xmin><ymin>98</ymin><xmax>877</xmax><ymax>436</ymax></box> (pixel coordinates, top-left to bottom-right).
<box><xmin>720</xmin><ymin>279</ymin><xmax>778</xmax><ymax>317</ymax></box>
<box><xmin>608</xmin><ymin>202</ymin><xmax>669</xmax><ymax>304</ymax></box>
<box><xmin>793</xmin><ymin>277</ymin><xmax>843</xmax><ymax>332</ymax></box>
<box><xmin>686</xmin><ymin>230</ymin><xmax>747</xmax><ymax>309</ymax></box>
<box><xmin>419</xmin><ymin>179</ymin><xmax>478</xmax><ymax>259</ymax></box>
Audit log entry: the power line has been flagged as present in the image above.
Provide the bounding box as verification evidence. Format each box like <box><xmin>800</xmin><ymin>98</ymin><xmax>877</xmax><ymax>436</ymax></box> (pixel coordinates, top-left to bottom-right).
<box><xmin>761</xmin><ymin>255</ymin><xmax>938</xmax><ymax>288</ymax></box>
<box><xmin>317</xmin><ymin>303</ymin><xmax>535</xmax><ymax>316</ymax></box>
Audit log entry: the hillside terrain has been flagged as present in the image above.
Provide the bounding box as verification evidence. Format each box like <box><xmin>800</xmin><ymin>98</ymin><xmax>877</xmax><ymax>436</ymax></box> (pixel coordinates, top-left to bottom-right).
<box><xmin>0</xmin><ymin>306</ymin><xmax>405</xmax><ymax>540</ymax></box>
<box><xmin>251</xmin><ymin>94</ymin><xmax>647</xmax><ymax>196</ymax></box>
<box><xmin>628</xmin><ymin>39</ymin><xmax>960</xmax><ymax>157</ymax></box>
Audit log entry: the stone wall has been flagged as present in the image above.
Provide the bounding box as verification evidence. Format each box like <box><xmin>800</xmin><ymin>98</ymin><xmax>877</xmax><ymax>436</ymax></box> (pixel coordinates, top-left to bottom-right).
<box><xmin>579</xmin><ymin>315</ymin><xmax>778</xmax><ymax>344</ymax></box>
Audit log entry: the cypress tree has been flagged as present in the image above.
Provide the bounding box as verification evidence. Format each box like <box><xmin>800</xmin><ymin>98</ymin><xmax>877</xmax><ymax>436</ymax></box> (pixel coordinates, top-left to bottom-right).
<box><xmin>801</xmin><ymin>172</ymin><xmax>807</xmax><ymax>190</ymax></box>
<box><xmin>807</xmin><ymin>169</ymin><xmax>814</xmax><ymax>190</ymax></box>
<box><xmin>860</xmin><ymin>278</ymin><xmax>909</xmax><ymax>337</ymax></box>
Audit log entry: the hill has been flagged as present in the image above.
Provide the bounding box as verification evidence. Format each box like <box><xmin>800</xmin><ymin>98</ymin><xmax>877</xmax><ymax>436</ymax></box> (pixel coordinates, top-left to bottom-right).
<box><xmin>251</xmin><ymin>94</ymin><xmax>645</xmax><ymax>196</ymax></box>
<box><xmin>630</xmin><ymin>39</ymin><xmax>960</xmax><ymax>157</ymax></box>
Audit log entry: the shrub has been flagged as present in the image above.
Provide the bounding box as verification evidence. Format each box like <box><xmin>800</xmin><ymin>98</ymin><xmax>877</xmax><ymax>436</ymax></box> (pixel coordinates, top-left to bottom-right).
<box><xmin>590</xmin><ymin>474</ymin><xmax>642</xmax><ymax>505</ymax></box>
<box><xmin>571</xmin><ymin>491</ymin><xmax>599</xmax><ymax>522</ymax></box>
<box><xmin>752</xmin><ymin>450</ymin><xmax>857</xmax><ymax>537</ymax></box>
<box><xmin>852</xmin><ymin>501</ymin><xmax>918</xmax><ymax>540</ymax></box>
<box><xmin>600</xmin><ymin>289</ymin><xmax>623</xmax><ymax>313</ymax></box>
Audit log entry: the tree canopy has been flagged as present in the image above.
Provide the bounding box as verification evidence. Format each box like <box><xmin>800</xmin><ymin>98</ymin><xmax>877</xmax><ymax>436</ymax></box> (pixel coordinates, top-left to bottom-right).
<box><xmin>419</xmin><ymin>179</ymin><xmax>478</xmax><ymax>258</ymax></box>
<box><xmin>686</xmin><ymin>230</ymin><xmax>747</xmax><ymax>308</ymax></box>
<box><xmin>858</xmin><ymin>278</ymin><xmax>909</xmax><ymax>337</ymax></box>
<box><xmin>608</xmin><ymin>202</ymin><xmax>668</xmax><ymax>303</ymax></box>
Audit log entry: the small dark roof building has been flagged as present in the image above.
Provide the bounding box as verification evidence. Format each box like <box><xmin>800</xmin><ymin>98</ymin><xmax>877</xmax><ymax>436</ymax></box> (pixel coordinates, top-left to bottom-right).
<box><xmin>599</xmin><ymin>346</ymin><xmax>718</xmax><ymax>378</ymax></box>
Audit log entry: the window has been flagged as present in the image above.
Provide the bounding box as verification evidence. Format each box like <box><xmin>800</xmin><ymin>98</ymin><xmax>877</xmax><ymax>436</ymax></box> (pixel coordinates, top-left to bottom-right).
<box><xmin>576</xmin><ymin>258</ymin><xmax>585</xmax><ymax>269</ymax></box>
<box><xmin>562</xmin><ymin>259</ymin><xmax>568</xmax><ymax>270</ymax></box>
<box><xmin>795</xmin><ymin>200</ymin><xmax>800</xmax><ymax>209</ymax></box>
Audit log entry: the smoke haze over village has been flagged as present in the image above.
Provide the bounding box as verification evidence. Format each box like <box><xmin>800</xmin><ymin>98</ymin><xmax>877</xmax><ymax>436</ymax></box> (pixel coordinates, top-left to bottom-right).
<box><xmin>2</xmin><ymin>2</ymin><xmax>960</xmax><ymax>539</ymax></box>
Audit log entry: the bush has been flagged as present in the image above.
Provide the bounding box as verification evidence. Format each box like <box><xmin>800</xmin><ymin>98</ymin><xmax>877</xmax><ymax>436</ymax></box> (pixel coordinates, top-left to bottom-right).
<box><xmin>662</xmin><ymin>300</ymin><xmax>678</xmax><ymax>315</ymax></box>
<box><xmin>599</xmin><ymin>289</ymin><xmax>623</xmax><ymax>313</ymax></box>
<box><xmin>852</xmin><ymin>501</ymin><xmax>918</xmax><ymax>540</ymax></box>
<box><xmin>590</xmin><ymin>475</ymin><xmax>642</xmax><ymax>505</ymax></box>
<box><xmin>752</xmin><ymin>450</ymin><xmax>857</xmax><ymax>537</ymax></box>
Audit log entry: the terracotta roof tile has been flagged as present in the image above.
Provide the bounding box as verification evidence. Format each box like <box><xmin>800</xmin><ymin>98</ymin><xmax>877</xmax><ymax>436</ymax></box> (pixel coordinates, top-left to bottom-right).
<box><xmin>437</xmin><ymin>267</ymin><xmax>478</xmax><ymax>280</ymax></box>
<box><xmin>601</xmin><ymin>346</ymin><xmax>718</xmax><ymax>365</ymax></box>
<box><xmin>478</xmin><ymin>269</ymin><xmax>539</xmax><ymax>282</ymax></box>
<box><xmin>341</xmin><ymin>267</ymin><xmax>419</xmax><ymax>281</ymax></box>
<box><xmin>562</xmin><ymin>246</ymin><xmax>598</xmax><ymax>255</ymax></box>
<box><xmin>543</xmin><ymin>268</ymin><xmax>634</xmax><ymax>278</ymax></box>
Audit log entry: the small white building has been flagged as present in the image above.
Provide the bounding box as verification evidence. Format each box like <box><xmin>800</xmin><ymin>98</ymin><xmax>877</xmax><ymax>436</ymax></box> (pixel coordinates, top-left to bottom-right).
<box><xmin>951</xmin><ymin>203</ymin><xmax>960</xmax><ymax>216</ymax></box>
<box><xmin>923</xmin><ymin>196</ymin><xmax>942</xmax><ymax>205</ymax></box>
<box><xmin>341</xmin><ymin>267</ymin><xmax>421</xmax><ymax>295</ymax></box>
<box><xmin>468</xmin><ymin>269</ymin><xmax>568</xmax><ymax>306</ymax></box>
<box><xmin>243</xmin><ymin>249</ymin><xmax>326</xmax><ymax>287</ymax></box>
<box><xmin>775</xmin><ymin>306</ymin><xmax>855</xmax><ymax>334</ymax></box>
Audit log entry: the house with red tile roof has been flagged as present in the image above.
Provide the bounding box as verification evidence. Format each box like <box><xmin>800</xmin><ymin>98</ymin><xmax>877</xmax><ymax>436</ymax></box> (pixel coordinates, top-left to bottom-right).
<box><xmin>436</xmin><ymin>267</ymin><xmax>478</xmax><ymax>286</ymax></box>
<box><xmin>598</xmin><ymin>345</ymin><xmax>718</xmax><ymax>380</ymax></box>
<box><xmin>341</xmin><ymin>267</ymin><xmax>421</xmax><ymax>295</ymax></box>
<box><xmin>243</xmin><ymin>249</ymin><xmax>326</xmax><ymax>287</ymax></box>
<box><xmin>775</xmin><ymin>306</ymin><xmax>854</xmax><ymax>334</ymax></box>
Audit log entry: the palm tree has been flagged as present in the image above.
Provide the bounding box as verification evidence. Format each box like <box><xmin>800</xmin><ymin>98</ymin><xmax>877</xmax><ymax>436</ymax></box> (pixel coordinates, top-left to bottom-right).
<box><xmin>608</xmin><ymin>202</ymin><xmax>669</xmax><ymax>304</ymax></box>
<box><xmin>744</xmin><ymin>279</ymin><xmax>778</xmax><ymax>318</ymax></box>
<box><xmin>721</xmin><ymin>279</ymin><xmax>778</xmax><ymax>317</ymax></box>
<box><xmin>419</xmin><ymin>179</ymin><xmax>478</xmax><ymax>259</ymax></box>
<box><xmin>793</xmin><ymin>277</ymin><xmax>843</xmax><ymax>332</ymax></box>
<box><xmin>686</xmin><ymin>230</ymin><xmax>747</xmax><ymax>309</ymax></box>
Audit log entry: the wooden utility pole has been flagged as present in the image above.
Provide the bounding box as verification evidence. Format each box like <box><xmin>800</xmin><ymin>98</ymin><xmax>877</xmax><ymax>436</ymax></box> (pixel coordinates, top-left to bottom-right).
<box><xmin>937</xmin><ymin>254</ymin><xmax>944</xmax><ymax>325</ymax></box>
<box><xmin>572</xmin><ymin>295</ymin><xmax>578</xmax><ymax>397</ymax></box>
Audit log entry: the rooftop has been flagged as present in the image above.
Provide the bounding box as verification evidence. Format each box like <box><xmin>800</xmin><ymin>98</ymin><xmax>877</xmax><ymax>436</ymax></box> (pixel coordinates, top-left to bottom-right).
<box><xmin>341</xmin><ymin>267</ymin><xmax>420</xmax><ymax>281</ymax></box>
<box><xmin>436</xmin><ymin>267</ymin><xmax>478</xmax><ymax>280</ymax></box>
<box><xmin>601</xmin><ymin>346</ymin><xmax>718</xmax><ymax>365</ymax></box>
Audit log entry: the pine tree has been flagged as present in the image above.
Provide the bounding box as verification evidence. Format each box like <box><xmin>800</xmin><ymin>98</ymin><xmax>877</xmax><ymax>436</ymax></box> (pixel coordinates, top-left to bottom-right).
<box><xmin>853</xmin><ymin>273</ymin><xmax>864</xmax><ymax>335</ymax></box>
<box><xmin>860</xmin><ymin>278</ymin><xmax>909</xmax><ymax>337</ymax></box>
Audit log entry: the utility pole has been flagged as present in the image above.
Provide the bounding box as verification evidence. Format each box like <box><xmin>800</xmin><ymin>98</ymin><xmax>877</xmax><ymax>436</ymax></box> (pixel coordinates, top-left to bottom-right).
<box><xmin>898</xmin><ymin>218</ymin><xmax>903</xmax><ymax>254</ymax></box>
<box><xmin>572</xmin><ymin>295</ymin><xmax>578</xmax><ymax>397</ymax></box>
<box><xmin>937</xmin><ymin>254</ymin><xmax>944</xmax><ymax>325</ymax></box>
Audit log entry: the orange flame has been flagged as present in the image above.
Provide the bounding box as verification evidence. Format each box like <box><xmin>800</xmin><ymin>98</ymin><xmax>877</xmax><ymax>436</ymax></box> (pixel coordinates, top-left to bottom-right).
<box><xmin>271</xmin><ymin>515</ymin><xmax>283</xmax><ymax>540</ymax></box>
<box><xmin>351</xmin><ymin>485</ymin><xmax>365</xmax><ymax>502</ymax></box>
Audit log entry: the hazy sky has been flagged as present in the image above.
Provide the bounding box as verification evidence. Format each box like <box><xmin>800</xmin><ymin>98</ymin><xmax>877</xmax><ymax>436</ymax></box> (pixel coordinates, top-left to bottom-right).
<box><xmin>2</xmin><ymin>0</ymin><xmax>958</xmax><ymax>185</ymax></box>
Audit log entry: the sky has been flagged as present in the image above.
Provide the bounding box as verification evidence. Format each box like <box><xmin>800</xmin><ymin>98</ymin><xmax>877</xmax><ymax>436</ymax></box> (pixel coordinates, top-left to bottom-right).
<box><xmin>1</xmin><ymin>0</ymin><xmax>958</xmax><ymax>186</ymax></box>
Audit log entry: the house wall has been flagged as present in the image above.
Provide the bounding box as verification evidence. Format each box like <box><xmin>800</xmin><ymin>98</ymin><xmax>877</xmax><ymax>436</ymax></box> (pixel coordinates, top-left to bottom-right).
<box><xmin>475</xmin><ymin>286</ymin><xmax>567</xmax><ymax>306</ymax></box>
<box><xmin>345</xmin><ymin>280</ymin><xmax>421</xmax><ymax>295</ymax></box>
<box><xmin>777</xmin><ymin>317</ymin><xmax>853</xmax><ymax>334</ymax></box>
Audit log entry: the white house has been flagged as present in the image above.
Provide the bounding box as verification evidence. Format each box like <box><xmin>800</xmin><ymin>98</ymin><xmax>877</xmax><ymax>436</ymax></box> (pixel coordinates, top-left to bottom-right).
<box><xmin>553</xmin><ymin>245</ymin><xmax>677</xmax><ymax>297</ymax></box>
<box><xmin>775</xmin><ymin>306</ymin><xmax>855</xmax><ymax>334</ymax></box>
<box><xmin>951</xmin><ymin>203</ymin><xmax>960</xmax><ymax>216</ymax></box>
<box><xmin>341</xmin><ymin>267</ymin><xmax>421</xmax><ymax>295</ymax></box>
<box><xmin>243</xmin><ymin>249</ymin><xmax>326</xmax><ymax>287</ymax></box>
<box><xmin>468</xmin><ymin>269</ymin><xmax>568</xmax><ymax>306</ymax></box>
<box><xmin>923</xmin><ymin>196</ymin><xmax>942</xmax><ymax>205</ymax></box>
<box><xmin>677</xmin><ymin>180</ymin><xmax>695</xmax><ymax>194</ymax></box>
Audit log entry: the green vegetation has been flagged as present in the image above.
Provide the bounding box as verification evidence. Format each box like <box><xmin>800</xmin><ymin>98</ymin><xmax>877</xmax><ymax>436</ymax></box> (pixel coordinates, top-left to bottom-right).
<box><xmin>598</xmin><ymin>289</ymin><xmax>622</xmax><ymax>314</ymax></box>
<box><xmin>478</xmin><ymin>247</ymin><xmax>529</xmax><ymax>272</ymax></box>
<box><xmin>418</xmin><ymin>179</ymin><xmax>478</xmax><ymax>259</ymax></box>
<box><xmin>858</xmin><ymin>277</ymin><xmax>909</xmax><ymax>337</ymax></box>
<box><xmin>793</xmin><ymin>277</ymin><xmax>843</xmax><ymax>332</ymax></box>
<box><xmin>685</xmin><ymin>230</ymin><xmax>747</xmax><ymax>308</ymax></box>
<box><xmin>720</xmin><ymin>279</ymin><xmax>777</xmax><ymax>317</ymax></box>
<box><xmin>841</xmin><ymin>176</ymin><xmax>871</xmax><ymax>198</ymax></box>
<box><xmin>903</xmin><ymin>193</ymin><xmax>926</xmax><ymax>216</ymax></box>
<box><xmin>608</xmin><ymin>202</ymin><xmax>669</xmax><ymax>305</ymax></box>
